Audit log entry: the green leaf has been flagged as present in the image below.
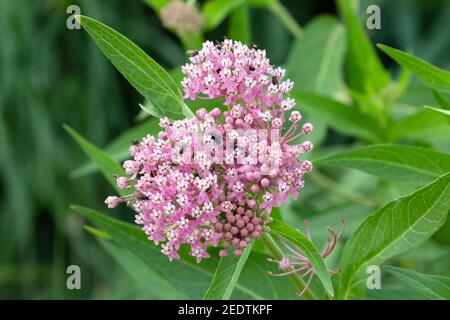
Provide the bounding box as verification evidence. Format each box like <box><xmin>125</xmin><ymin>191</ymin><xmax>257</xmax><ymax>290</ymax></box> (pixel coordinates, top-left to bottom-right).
<box><xmin>337</xmin><ymin>173</ymin><xmax>450</xmax><ymax>299</ymax></box>
<box><xmin>433</xmin><ymin>90</ymin><xmax>450</xmax><ymax>110</ymax></box>
<box><xmin>291</xmin><ymin>90</ymin><xmax>381</xmax><ymax>142</ymax></box>
<box><xmin>84</xmin><ymin>225</ymin><xmax>112</xmax><ymax>240</ymax></box>
<box><xmin>286</xmin><ymin>15</ymin><xmax>346</xmax><ymax>146</ymax></box>
<box><xmin>385</xmin><ymin>266</ymin><xmax>450</xmax><ymax>300</ymax></box>
<box><xmin>286</xmin><ymin>16</ymin><xmax>346</xmax><ymax>96</ymax></box>
<box><xmin>64</xmin><ymin>124</ymin><xmax>127</xmax><ymax>196</ymax></box>
<box><xmin>336</xmin><ymin>0</ymin><xmax>389</xmax><ymax>93</ymax></box>
<box><xmin>270</xmin><ymin>219</ymin><xmax>334</xmax><ymax>297</ymax></box>
<box><xmin>203</xmin><ymin>0</ymin><xmax>245</xmax><ymax>30</ymax></box>
<box><xmin>77</xmin><ymin>15</ymin><xmax>193</xmax><ymax>119</ymax></box>
<box><xmin>204</xmin><ymin>242</ymin><xmax>254</xmax><ymax>300</ymax></box>
<box><xmin>138</xmin><ymin>101</ymin><xmax>163</xmax><ymax>119</ymax></box>
<box><xmin>424</xmin><ymin>106</ymin><xmax>450</xmax><ymax>118</ymax></box>
<box><xmin>99</xmin><ymin>238</ymin><xmax>188</xmax><ymax>299</ymax></box>
<box><xmin>388</xmin><ymin>109</ymin><xmax>450</xmax><ymax>143</ymax></box>
<box><xmin>314</xmin><ymin>144</ymin><xmax>450</xmax><ymax>184</ymax></box>
<box><xmin>71</xmin><ymin>117</ymin><xmax>160</xmax><ymax>178</ymax></box>
<box><xmin>227</xmin><ymin>4</ymin><xmax>252</xmax><ymax>45</ymax></box>
<box><xmin>377</xmin><ymin>44</ymin><xmax>450</xmax><ymax>94</ymax></box>
<box><xmin>73</xmin><ymin>205</ymin><xmax>298</xmax><ymax>299</ymax></box>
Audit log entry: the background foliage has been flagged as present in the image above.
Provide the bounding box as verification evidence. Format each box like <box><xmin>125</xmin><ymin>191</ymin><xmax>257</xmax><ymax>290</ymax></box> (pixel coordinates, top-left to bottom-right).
<box><xmin>1</xmin><ymin>0</ymin><xmax>449</xmax><ymax>299</ymax></box>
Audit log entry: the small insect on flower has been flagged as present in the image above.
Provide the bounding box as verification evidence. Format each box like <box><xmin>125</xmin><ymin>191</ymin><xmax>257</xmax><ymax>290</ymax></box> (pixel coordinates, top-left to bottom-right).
<box><xmin>267</xmin><ymin>219</ymin><xmax>346</xmax><ymax>296</ymax></box>
<box><xmin>186</xmin><ymin>49</ymin><xmax>199</xmax><ymax>57</ymax></box>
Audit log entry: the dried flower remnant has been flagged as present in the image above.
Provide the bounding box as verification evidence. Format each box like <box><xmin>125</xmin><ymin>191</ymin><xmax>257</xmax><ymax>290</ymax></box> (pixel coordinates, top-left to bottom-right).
<box><xmin>267</xmin><ymin>219</ymin><xmax>346</xmax><ymax>296</ymax></box>
<box><xmin>160</xmin><ymin>0</ymin><xmax>204</xmax><ymax>35</ymax></box>
<box><xmin>105</xmin><ymin>39</ymin><xmax>314</xmax><ymax>262</ymax></box>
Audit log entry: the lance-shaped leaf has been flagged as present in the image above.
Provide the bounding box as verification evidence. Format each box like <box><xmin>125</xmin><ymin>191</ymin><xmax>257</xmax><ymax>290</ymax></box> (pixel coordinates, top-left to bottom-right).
<box><xmin>227</xmin><ymin>3</ymin><xmax>251</xmax><ymax>45</ymax></box>
<box><xmin>76</xmin><ymin>15</ymin><xmax>193</xmax><ymax>120</ymax></box>
<box><xmin>337</xmin><ymin>173</ymin><xmax>450</xmax><ymax>299</ymax></box>
<box><xmin>337</xmin><ymin>0</ymin><xmax>390</xmax><ymax>93</ymax></box>
<box><xmin>433</xmin><ymin>90</ymin><xmax>450</xmax><ymax>110</ymax></box>
<box><xmin>204</xmin><ymin>242</ymin><xmax>254</xmax><ymax>300</ymax></box>
<box><xmin>287</xmin><ymin>16</ymin><xmax>346</xmax><ymax>96</ymax></box>
<box><xmin>64</xmin><ymin>124</ymin><xmax>128</xmax><ymax>196</ymax></box>
<box><xmin>314</xmin><ymin>144</ymin><xmax>450</xmax><ymax>184</ymax></box>
<box><xmin>378</xmin><ymin>44</ymin><xmax>450</xmax><ymax>94</ymax></box>
<box><xmin>203</xmin><ymin>0</ymin><xmax>245</xmax><ymax>30</ymax></box>
<box><xmin>270</xmin><ymin>219</ymin><xmax>334</xmax><ymax>297</ymax></box>
<box><xmin>384</xmin><ymin>266</ymin><xmax>450</xmax><ymax>300</ymax></box>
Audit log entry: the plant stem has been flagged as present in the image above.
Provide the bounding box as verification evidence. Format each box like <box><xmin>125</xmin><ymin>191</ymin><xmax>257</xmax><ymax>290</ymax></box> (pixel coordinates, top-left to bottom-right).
<box><xmin>309</xmin><ymin>171</ymin><xmax>379</xmax><ymax>208</ymax></box>
<box><xmin>260</xmin><ymin>233</ymin><xmax>316</xmax><ymax>300</ymax></box>
<box><xmin>268</xmin><ymin>0</ymin><xmax>302</xmax><ymax>38</ymax></box>
<box><xmin>179</xmin><ymin>31</ymin><xmax>204</xmax><ymax>50</ymax></box>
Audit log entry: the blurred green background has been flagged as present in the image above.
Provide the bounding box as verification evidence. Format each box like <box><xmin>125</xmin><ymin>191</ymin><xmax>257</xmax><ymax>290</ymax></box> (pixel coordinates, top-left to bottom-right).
<box><xmin>1</xmin><ymin>0</ymin><xmax>449</xmax><ymax>299</ymax></box>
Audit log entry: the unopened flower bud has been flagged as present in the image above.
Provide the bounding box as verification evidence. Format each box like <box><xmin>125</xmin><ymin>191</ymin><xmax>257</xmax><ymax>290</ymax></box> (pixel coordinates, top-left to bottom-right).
<box><xmin>302</xmin><ymin>141</ymin><xmax>313</xmax><ymax>152</ymax></box>
<box><xmin>289</xmin><ymin>111</ymin><xmax>302</xmax><ymax>123</ymax></box>
<box><xmin>302</xmin><ymin>123</ymin><xmax>313</xmax><ymax>135</ymax></box>
<box><xmin>105</xmin><ymin>196</ymin><xmax>122</xmax><ymax>208</ymax></box>
<box><xmin>116</xmin><ymin>177</ymin><xmax>130</xmax><ymax>189</ymax></box>
<box><xmin>301</xmin><ymin>160</ymin><xmax>313</xmax><ymax>172</ymax></box>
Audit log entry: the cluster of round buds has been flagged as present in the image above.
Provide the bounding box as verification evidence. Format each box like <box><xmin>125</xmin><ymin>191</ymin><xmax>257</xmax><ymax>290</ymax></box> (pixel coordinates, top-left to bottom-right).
<box><xmin>215</xmin><ymin>203</ymin><xmax>271</xmax><ymax>257</ymax></box>
<box><xmin>160</xmin><ymin>0</ymin><xmax>204</xmax><ymax>35</ymax></box>
<box><xmin>105</xmin><ymin>39</ymin><xmax>314</xmax><ymax>262</ymax></box>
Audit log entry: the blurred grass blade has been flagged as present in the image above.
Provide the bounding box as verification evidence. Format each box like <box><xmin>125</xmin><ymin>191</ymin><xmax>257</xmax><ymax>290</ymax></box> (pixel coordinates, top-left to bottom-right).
<box><xmin>77</xmin><ymin>15</ymin><xmax>193</xmax><ymax>119</ymax></box>
<box><xmin>378</xmin><ymin>44</ymin><xmax>450</xmax><ymax>94</ymax></box>
<box><xmin>64</xmin><ymin>124</ymin><xmax>127</xmax><ymax>195</ymax></box>
<box><xmin>270</xmin><ymin>220</ymin><xmax>334</xmax><ymax>297</ymax></box>
<box><xmin>337</xmin><ymin>0</ymin><xmax>389</xmax><ymax>93</ymax></box>
<box><xmin>314</xmin><ymin>144</ymin><xmax>450</xmax><ymax>184</ymax></box>
<box><xmin>291</xmin><ymin>90</ymin><xmax>381</xmax><ymax>142</ymax></box>
<box><xmin>71</xmin><ymin>117</ymin><xmax>160</xmax><ymax>178</ymax></box>
<box><xmin>384</xmin><ymin>266</ymin><xmax>450</xmax><ymax>300</ymax></box>
<box><xmin>287</xmin><ymin>16</ymin><xmax>346</xmax><ymax>96</ymax></box>
<box><xmin>337</xmin><ymin>173</ymin><xmax>450</xmax><ymax>299</ymax></box>
<box><xmin>203</xmin><ymin>0</ymin><xmax>245</xmax><ymax>30</ymax></box>
<box><xmin>228</xmin><ymin>4</ymin><xmax>252</xmax><ymax>45</ymax></box>
<box><xmin>204</xmin><ymin>242</ymin><xmax>254</xmax><ymax>300</ymax></box>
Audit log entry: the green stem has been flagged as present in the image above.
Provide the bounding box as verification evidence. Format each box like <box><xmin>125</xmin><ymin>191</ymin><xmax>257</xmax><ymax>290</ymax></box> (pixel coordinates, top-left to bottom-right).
<box><xmin>260</xmin><ymin>233</ymin><xmax>316</xmax><ymax>300</ymax></box>
<box><xmin>310</xmin><ymin>171</ymin><xmax>379</xmax><ymax>208</ymax></box>
<box><xmin>179</xmin><ymin>31</ymin><xmax>204</xmax><ymax>50</ymax></box>
<box><xmin>268</xmin><ymin>0</ymin><xmax>302</xmax><ymax>38</ymax></box>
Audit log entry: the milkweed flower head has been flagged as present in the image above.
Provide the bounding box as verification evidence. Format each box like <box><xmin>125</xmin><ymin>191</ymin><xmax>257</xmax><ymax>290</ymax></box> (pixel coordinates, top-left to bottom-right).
<box><xmin>105</xmin><ymin>39</ymin><xmax>314</xmax><ymax>263</ymax></box>
<box><xmin>160</xmin><ymin>0</ymin><xmax>204</xmax><ymax>35</ymax></box>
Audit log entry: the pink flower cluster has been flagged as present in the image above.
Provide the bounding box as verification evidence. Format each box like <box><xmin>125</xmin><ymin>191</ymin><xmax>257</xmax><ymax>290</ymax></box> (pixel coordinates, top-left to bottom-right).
<box><xmin>182</xmin><ymin>39</ymin><xmax>295</xmax><ymax>108</ymax></box>
<box><xmin>105</xmin><ymin>39</ymin><xmax>314</xmax><ymax>263</ymax></box>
